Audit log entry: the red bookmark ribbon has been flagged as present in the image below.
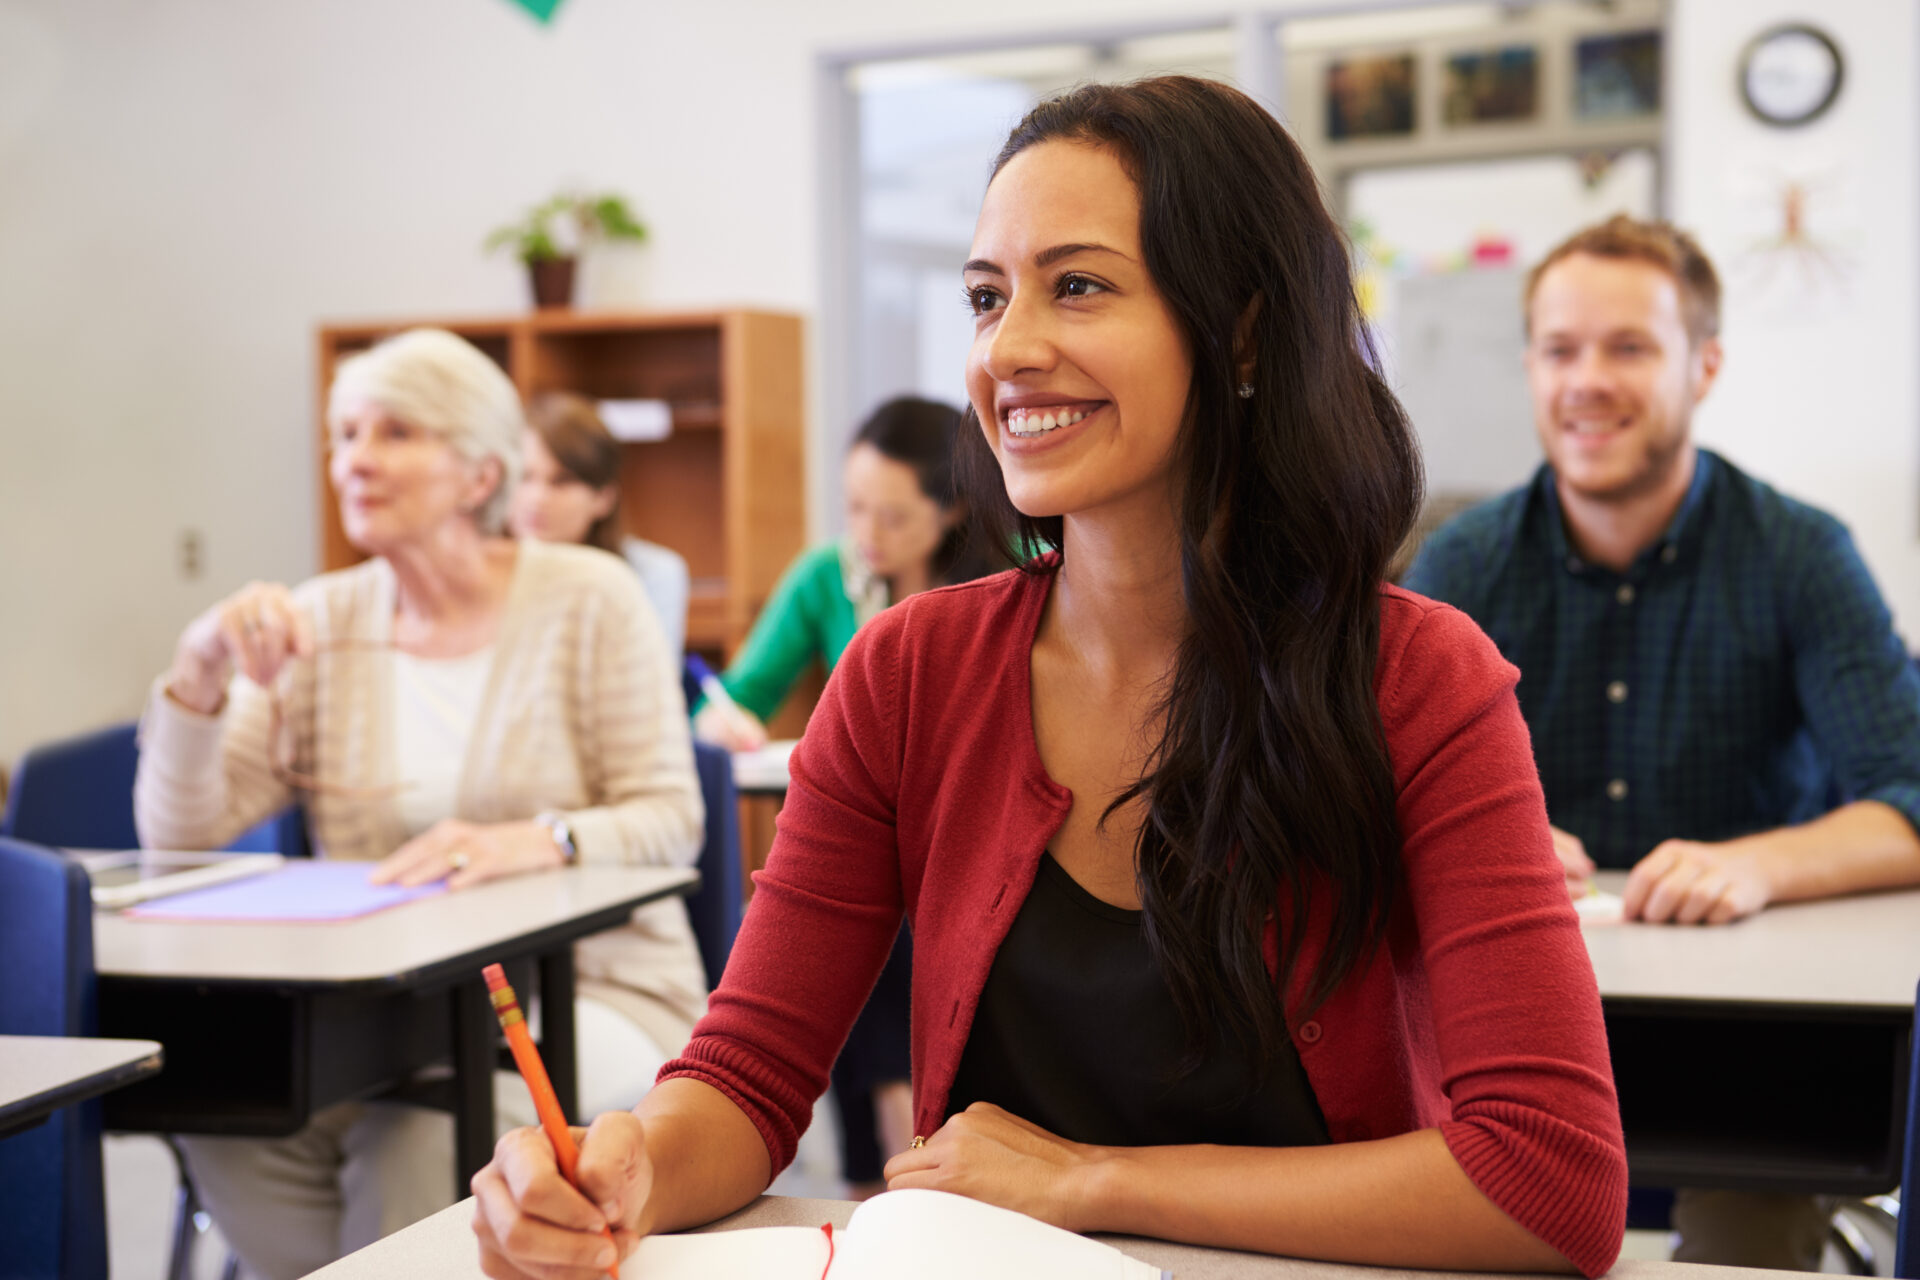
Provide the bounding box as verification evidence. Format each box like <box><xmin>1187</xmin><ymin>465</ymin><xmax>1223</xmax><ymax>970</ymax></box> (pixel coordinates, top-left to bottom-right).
<box><xmin>818</xmin><ymin>1222</ymin><xmax>835</xmax><ymax>1279</ymax></box>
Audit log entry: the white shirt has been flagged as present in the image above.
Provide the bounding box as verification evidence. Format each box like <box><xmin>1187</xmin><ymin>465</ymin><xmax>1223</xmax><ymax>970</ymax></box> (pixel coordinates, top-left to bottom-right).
<box><xmin>622</xmin><ymin>536</ymin><xmax>691</xmax><ymax>657</ymax></box>
<box><xmin>390</xmin><ymin>646</ymin><xmax>494</xmax><ymax>838</ymax></box>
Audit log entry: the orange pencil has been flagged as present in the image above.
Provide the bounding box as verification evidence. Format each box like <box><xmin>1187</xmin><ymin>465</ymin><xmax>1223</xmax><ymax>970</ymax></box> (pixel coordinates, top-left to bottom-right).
<box><xmin>482</xmin><ymin>963</ymin><xmax>620</xmax><ymax>1280</ymax></box>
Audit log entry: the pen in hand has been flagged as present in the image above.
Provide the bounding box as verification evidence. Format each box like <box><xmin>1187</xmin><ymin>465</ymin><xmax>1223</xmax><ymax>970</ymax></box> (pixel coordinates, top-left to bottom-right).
<box><xmin>482</xmin><ymin>963</ymin><xmax>621</xmax><ymax>1280</ymax></box>
<box><xmin>687</xmin><ymin>653</ymin><xmax>768</xmax><ymax>750</ymax></box>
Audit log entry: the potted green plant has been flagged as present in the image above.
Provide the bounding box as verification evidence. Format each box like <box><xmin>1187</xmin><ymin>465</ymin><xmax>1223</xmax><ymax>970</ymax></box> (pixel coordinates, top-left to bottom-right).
<box><xmin>485</xmin><ymin>190</ymin><xmax>649</xmax><ymax>309</ymax></box>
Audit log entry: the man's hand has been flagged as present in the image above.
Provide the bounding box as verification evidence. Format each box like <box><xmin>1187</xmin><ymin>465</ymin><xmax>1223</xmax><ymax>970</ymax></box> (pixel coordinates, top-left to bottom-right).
<box><xmin>1622</xmin><ymin>840</ymin><xmax>1771</xmax><ymax>925</ymax></box>
<box><xmin>1548</xmin><ymin>825</ymin><xmax>1596</xmax><ymax>897</ymax></box>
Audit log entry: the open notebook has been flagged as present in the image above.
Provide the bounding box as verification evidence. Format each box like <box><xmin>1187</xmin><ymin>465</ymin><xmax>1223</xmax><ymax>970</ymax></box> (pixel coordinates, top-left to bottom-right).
<box><xmin>630</xmin><ymin>1189</ymin><xmax>1168</xmax><ymax>1280</ymax></box>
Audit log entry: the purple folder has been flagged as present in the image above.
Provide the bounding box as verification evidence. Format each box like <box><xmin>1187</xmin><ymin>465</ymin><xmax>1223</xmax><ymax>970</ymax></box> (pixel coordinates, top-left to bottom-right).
<box><xmin>125</xmin><ymin>861</ymin><xmax>447</xmax><ymax>922</ymax></box>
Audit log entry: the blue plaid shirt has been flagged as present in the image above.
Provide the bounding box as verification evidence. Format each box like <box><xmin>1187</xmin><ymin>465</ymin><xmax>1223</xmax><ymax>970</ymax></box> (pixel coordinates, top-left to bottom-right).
<box><xmin>1403</xmin><ymin>450</ymin><xmax>1920</xmax><ymax>869</ymax></box>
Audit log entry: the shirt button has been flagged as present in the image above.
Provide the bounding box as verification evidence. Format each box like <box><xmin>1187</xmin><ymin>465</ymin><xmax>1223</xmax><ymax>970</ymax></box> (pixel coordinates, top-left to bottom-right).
<box><xmin>1299</xmin><ymin>1020</ymin><xmax>1323</xmax><ymax>1044</ymax></box>
<box><xmin>1616</xmin><ymin>584</ymin><xmax>1635</xmax><ymax>605</ymax></box>
<box><xmin>1606</xmin><ymin>680</ymin><xmax>1628</xmax><ymax>704</ymax></box>
<box><xmin>1565</xmin><ymin>556</ymin><xmax>1583</xmax><ymax>574</ymax></box>
<box><xmin>1607</xmin><ymin>778</ymin><xmax>1630</xmax><ymax>801</ymax></box>
<box><xmin>1660</xmin><ymin>545</ymin><xmax>1678</xmax><ymax>564</ymax></box>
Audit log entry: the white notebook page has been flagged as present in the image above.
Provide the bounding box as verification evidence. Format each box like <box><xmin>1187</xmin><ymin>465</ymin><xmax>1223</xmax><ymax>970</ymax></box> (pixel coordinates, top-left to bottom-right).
<box><xmin>624</xmin><ymin>1224</ymin><xmax>826</xmax><ymax>1279</ymax></box>
<box><xmin>622</xmin><ymin>1190</ymin><xmax>1166</xmax><ymax>1280</ymax></box>
<box><xmin>834</xmin><ymin>1190</ymin><xmax>1166</xmax><ymax>1280</ymax></box>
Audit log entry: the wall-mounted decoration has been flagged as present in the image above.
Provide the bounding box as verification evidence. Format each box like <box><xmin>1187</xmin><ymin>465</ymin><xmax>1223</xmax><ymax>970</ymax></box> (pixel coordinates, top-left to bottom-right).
<box><xmin>1443</xmin><ymin>46</ymin><xmax>1539</xmax><ymax>125</ymax></box>
<box><xmin>505</xmin><ymin>0</ymin><xmax>566</xmax><ymax>23</ymax></box>
<box><xmin>1577</xmin><ymin>149</ymin><xmax>1627</xmax><ymax>191</ymax></box>
<box><xmin>1724</xmin><ymin>154</ymin><xmax>1857</xmax><ymax>320</ymax></box>
<box><xmin>1575</xmin><ymin>30</ymin><xmax>1661</xmax><ymax>120</ymax></box>
<box><xmin>1739</xmin><ymin>24</ymin><xmax>1843</xmax><ymax>128</ymax></box>
<box><xmin>503</xmin><ymin>0</ymin><xmax>560</xmax><ymax>22</ymax></box>
<box><xmin>1326</xmin><ymin>54</ymin><xmax>1416</xmax><ymax>141</ymax></box>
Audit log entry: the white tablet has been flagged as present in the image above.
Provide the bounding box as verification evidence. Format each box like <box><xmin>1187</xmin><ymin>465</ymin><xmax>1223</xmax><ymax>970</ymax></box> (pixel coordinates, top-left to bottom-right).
<box><xmin>72</xmin><ymin>850</ymin><xmax>286</xmax><ymax>910</ymax></box>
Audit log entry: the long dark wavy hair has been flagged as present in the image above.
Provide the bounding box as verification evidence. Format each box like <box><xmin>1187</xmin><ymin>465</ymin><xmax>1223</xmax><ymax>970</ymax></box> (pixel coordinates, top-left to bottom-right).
<box><xmin>955</xmin><ymin>77</ymin><xmax>1424</xmax><ymax>1073</ymax></box>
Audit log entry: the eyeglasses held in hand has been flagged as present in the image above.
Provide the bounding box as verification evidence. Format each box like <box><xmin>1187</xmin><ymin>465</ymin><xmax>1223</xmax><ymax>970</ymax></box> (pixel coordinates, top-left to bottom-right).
<box><xmin>266</xmin><ymin>638</ymin><xmax>413</xmax><ymax>798</ymax></box>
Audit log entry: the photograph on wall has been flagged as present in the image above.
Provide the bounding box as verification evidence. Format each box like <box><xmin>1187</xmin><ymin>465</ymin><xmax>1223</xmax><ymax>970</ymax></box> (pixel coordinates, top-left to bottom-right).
<box><xmin>1575</xmin><ymin>30</ymin><xmax>1661</xmax><ymax>119</ymax></box>
<box><xmin>1326</xmin><ymin>53</ymin><xmax>1416</xmax><ymax>141</ymax></box>
<box><xmin>1442</xmin><ymin>45</ymin><xmax>1539</xmax><ymax>124</ymax></box>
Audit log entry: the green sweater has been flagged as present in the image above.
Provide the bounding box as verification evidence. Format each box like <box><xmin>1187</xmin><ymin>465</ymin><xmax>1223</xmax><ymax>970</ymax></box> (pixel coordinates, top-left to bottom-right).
<box><xmin>719</xmin><ymin>541</ymin><xmax>879</xmax><ymax>722</ymax></box>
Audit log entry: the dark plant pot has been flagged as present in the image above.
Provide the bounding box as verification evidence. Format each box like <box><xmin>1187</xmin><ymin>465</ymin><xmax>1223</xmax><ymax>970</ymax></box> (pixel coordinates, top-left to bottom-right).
<box><xmin>528</xmin><ymin>256</ymin><xmax>577</xmax><ymax>309</ymax></box>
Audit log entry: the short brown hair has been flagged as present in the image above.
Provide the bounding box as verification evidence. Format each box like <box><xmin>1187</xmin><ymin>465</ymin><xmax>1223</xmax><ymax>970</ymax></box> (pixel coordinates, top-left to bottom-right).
<box><xmin>525</xmin><ymin>391</ymin><xmax>624</xmax><ymax>554</ymax></box>
<box><xmin>1525</xmin><ymin>214</ymin><xmax>1722</xmax><ymax>344</ymax></box>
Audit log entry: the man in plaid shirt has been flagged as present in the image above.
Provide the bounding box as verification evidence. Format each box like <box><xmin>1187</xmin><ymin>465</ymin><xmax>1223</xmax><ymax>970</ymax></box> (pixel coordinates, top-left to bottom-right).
<box><xmin>1405</xmin><ymin>215</ymin><xmax>1920</xmax><ymax>1266</ymax></box>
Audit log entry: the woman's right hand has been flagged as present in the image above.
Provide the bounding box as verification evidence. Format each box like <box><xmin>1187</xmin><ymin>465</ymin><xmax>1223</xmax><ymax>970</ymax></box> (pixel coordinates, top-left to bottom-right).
<box><xmin>472</xmin><ymin>1113</ymin><xmax>653</xmax><ymax>1279</ymax></box>
<box><xmin>692</xmin><ymin>700</ymin><xmax>770</xmax><ymax>752</ymax></box>
<box><xmin>167</xmin><ymin>581</ymin><xmax>314</xmax><ymax>715</ymax></box>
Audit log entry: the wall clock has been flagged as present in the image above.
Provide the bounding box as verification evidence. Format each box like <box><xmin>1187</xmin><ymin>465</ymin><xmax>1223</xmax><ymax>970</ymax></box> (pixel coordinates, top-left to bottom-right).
<box><xmin>1739</xmin><ymin>23</ymin><xmax>1843</xmax><ymax>127</ymax></box>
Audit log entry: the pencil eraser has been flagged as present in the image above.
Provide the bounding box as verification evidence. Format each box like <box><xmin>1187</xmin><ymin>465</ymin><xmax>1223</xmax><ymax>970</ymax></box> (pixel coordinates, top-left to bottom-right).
<box><xmin>482</xmin><ymin>963</ymin><xmax>509</xmax><ymax>992</ymax></box>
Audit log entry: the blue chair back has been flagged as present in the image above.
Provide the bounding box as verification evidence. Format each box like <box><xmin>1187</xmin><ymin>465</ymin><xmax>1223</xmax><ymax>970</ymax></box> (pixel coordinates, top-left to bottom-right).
<box><xmin>3</xmin><ymin>721</ymin><xmax>308</xmax><ymax>857</ymax></box>
<box><xmin>685</xmin><ymin>742</ymin><xmax>743</xmax><ymax>987</ymax></box>
<box><xmin>1899</xmin><ymin>977</ymin><xmax>1918</xmax><ymax>1278</ymax></box>
<box><xmin>2</xmin><ymin>723</ymin><xmax>140</xmax><ymax>850</ymax></box>
<box><xmin>0</xmin><ymin>836</ymin><xmax>108</xmax><ymax>1280</ymax></box>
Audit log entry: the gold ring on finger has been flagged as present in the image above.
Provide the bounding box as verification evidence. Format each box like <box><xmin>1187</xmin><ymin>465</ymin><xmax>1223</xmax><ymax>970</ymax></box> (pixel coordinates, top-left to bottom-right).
<box><xmin>447</xmin><ymin>851</ymin><xmax>471</xmax><ymax>872</ymax></box>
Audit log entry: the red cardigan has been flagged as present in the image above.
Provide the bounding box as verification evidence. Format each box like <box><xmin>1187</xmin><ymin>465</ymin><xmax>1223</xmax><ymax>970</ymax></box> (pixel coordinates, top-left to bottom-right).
<box><xmin>661</xmin><ymin>565</ymin><xmax>1627</xmax><ymax>1277</ymax></box>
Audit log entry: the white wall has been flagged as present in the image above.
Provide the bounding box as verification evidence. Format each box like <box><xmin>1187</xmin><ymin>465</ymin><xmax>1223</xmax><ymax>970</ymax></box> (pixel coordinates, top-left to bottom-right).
<box><xmin>1670</xmin><ymin>0</ymin><xmax>1920</xmax><ymax>633</ymax></box>
<box><xmin>2</xmin><ymin>0</ymin><xmax>1916</xmax><ymax>768</ymax></box>
<box><xmin>0</xmin><ymin>0</ymin><xmax>1284</xmax><ymax>765</ymax></box>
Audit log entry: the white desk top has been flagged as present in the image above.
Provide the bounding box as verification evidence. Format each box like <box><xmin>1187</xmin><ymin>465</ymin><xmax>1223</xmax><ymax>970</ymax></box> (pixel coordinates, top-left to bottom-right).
<box><xmin>0</xmin><ymin>1035</ymin><xmax>163</xmax><ymax>1130</ymax></box>
<box><xmin>307</xmin><ymin>1193</ymin><xmax>1801</xmax><ymax>1280</ymax></box>
<box><xmin>733</xmin><ymin>739</ymin><xmax>796</xmax><ymax>794</ymax></box>
<box><xmin>1582</xmin><ymin>871</ymin><xmax>1920</xmax><ymax>1010</ymax></box>
<box><xmin>94</xmin><ymin>865</ymin><xmax>697</xmax><ymax>988</ymax></box>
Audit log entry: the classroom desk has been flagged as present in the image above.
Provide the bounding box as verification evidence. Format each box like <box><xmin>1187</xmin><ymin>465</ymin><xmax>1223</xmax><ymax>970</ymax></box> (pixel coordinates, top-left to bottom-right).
<box><xmin>733</xmin><ymin>739</ymin><xmax>796</xmax><ymax>796</ymax></box>
<box><xmin>0</xmin><ymin>1035</ymin><xmax>163</xmax><ymax>1139</ymax></box>
<box><xmin>1585</xmin><ymin>871</ymin><xmax>1919</xmax><ymax>1194</ymax></box>
<box><xmin>308</xmin><ymin>1192</ymin><xmax>1802</xmax><ymax>1280</ymax></box>
<box><xmin>734</xmin><ymin>740</ymin><xmax>796</xmax><ymax>888</ymax></box>
<box><xmin>91</xmin><ymin>865</ymin><xmax>697</xmax><ymax>1185</ymax></box>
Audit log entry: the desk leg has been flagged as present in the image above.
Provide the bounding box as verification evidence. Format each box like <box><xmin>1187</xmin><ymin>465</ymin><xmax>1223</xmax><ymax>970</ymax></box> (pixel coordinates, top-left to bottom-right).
<box><xmin>451</xmin><ymin>979</ymin><xmax>497</xmax><ymax>1187</ymax></box>
<box><xmin>740</xmin><ymin>794</ymin><xmax>782</xmax><ymax>896</ymax></box>
<box><xmin>538</xmin><ymin>948</ymin><xmax>579</xmax><ymax>1123</ymax></box>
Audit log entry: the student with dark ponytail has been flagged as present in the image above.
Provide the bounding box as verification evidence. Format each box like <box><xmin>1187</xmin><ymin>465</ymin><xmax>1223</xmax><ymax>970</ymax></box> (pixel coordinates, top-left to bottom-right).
<box><xmin>472</xmin><ymin>76</ymin><xmax>1627</xmax><ymax>1280</ymax></box>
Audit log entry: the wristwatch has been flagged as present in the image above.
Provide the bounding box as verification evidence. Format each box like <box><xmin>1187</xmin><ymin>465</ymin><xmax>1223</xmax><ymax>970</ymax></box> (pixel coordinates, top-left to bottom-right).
<box><xmin>533</xmin><ymin>811</ymin><xmax>578</xmax><ymax>865</ymax></box>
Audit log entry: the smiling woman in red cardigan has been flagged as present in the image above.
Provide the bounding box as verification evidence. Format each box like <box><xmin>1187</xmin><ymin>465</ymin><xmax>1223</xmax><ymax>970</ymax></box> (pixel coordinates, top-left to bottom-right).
<box><xmin>472</xmin><ymin>76</ymin><xmax>1626</xmax><ymax>1280</ymax></box>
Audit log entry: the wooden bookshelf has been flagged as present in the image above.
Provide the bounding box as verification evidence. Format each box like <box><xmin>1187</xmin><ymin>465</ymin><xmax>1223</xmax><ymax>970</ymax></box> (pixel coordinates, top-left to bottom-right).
<box><xmin>314</xmin><ymin>309</ymin><xmax>807</xmax><ymax>659</ymax></box>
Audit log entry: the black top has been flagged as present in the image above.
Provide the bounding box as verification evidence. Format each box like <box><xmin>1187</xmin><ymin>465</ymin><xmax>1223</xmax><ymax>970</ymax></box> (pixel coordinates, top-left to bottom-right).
<box><xmin>946</xmin><ymin>853</ymin><xmax>1330</xmax><ymax>1148</ymax></box>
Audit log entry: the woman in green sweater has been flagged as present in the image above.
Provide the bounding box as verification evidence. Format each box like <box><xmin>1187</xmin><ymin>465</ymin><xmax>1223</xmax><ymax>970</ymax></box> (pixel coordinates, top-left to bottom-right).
<box><xmin>696</xmin><ymin>395</ymin><xmax>990</xmax><ymax>746</ymax></box>
<box><xmin>695</xmin><ymin>393</ymin><xmax>995</xmax><ymax>1194</ymax></box>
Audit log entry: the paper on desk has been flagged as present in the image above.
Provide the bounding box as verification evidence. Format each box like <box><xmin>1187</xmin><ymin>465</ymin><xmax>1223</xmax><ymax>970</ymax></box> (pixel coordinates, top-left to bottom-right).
<box><xmin>123</xmin><ymin>861</ymin><xmax>445</xmax><ymax>922</ymax></box>
<box><xmin>1574</xmin><ymin>888</ymin><xmax>1625</xmax><ymax>925</ymax></box>
<box><xmin>733</xmin><ymin>739</ymin><xmax>798</xmax><ymax>791</ymax></box>
<box><xmin>624</xmin><ymin>1190</ymin><xmax>1165</xmax><ymax>1279</ymax></box>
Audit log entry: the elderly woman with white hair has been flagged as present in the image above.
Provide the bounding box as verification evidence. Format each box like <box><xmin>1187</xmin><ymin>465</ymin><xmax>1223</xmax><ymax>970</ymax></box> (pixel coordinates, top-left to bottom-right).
<box><xmin>134</xmin><ymin>328</ymin><xmax>706</xmax><ymax>1280</ymax></box>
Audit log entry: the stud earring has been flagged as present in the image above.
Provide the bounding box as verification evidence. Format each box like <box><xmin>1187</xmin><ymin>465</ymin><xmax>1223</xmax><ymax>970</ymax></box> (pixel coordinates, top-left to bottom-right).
<box><xmin>1237</xmin><ymin>382</ymin><xmax>1255</xmax><ymax>399</ymax></box>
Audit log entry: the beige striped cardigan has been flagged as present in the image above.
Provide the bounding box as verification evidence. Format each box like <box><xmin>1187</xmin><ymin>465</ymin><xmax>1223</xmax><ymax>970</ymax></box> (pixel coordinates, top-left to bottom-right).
<box><xmin>134</xmin><ymin>539</ymin><xmax>709</xmax><ymax>1053</ymax></box>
